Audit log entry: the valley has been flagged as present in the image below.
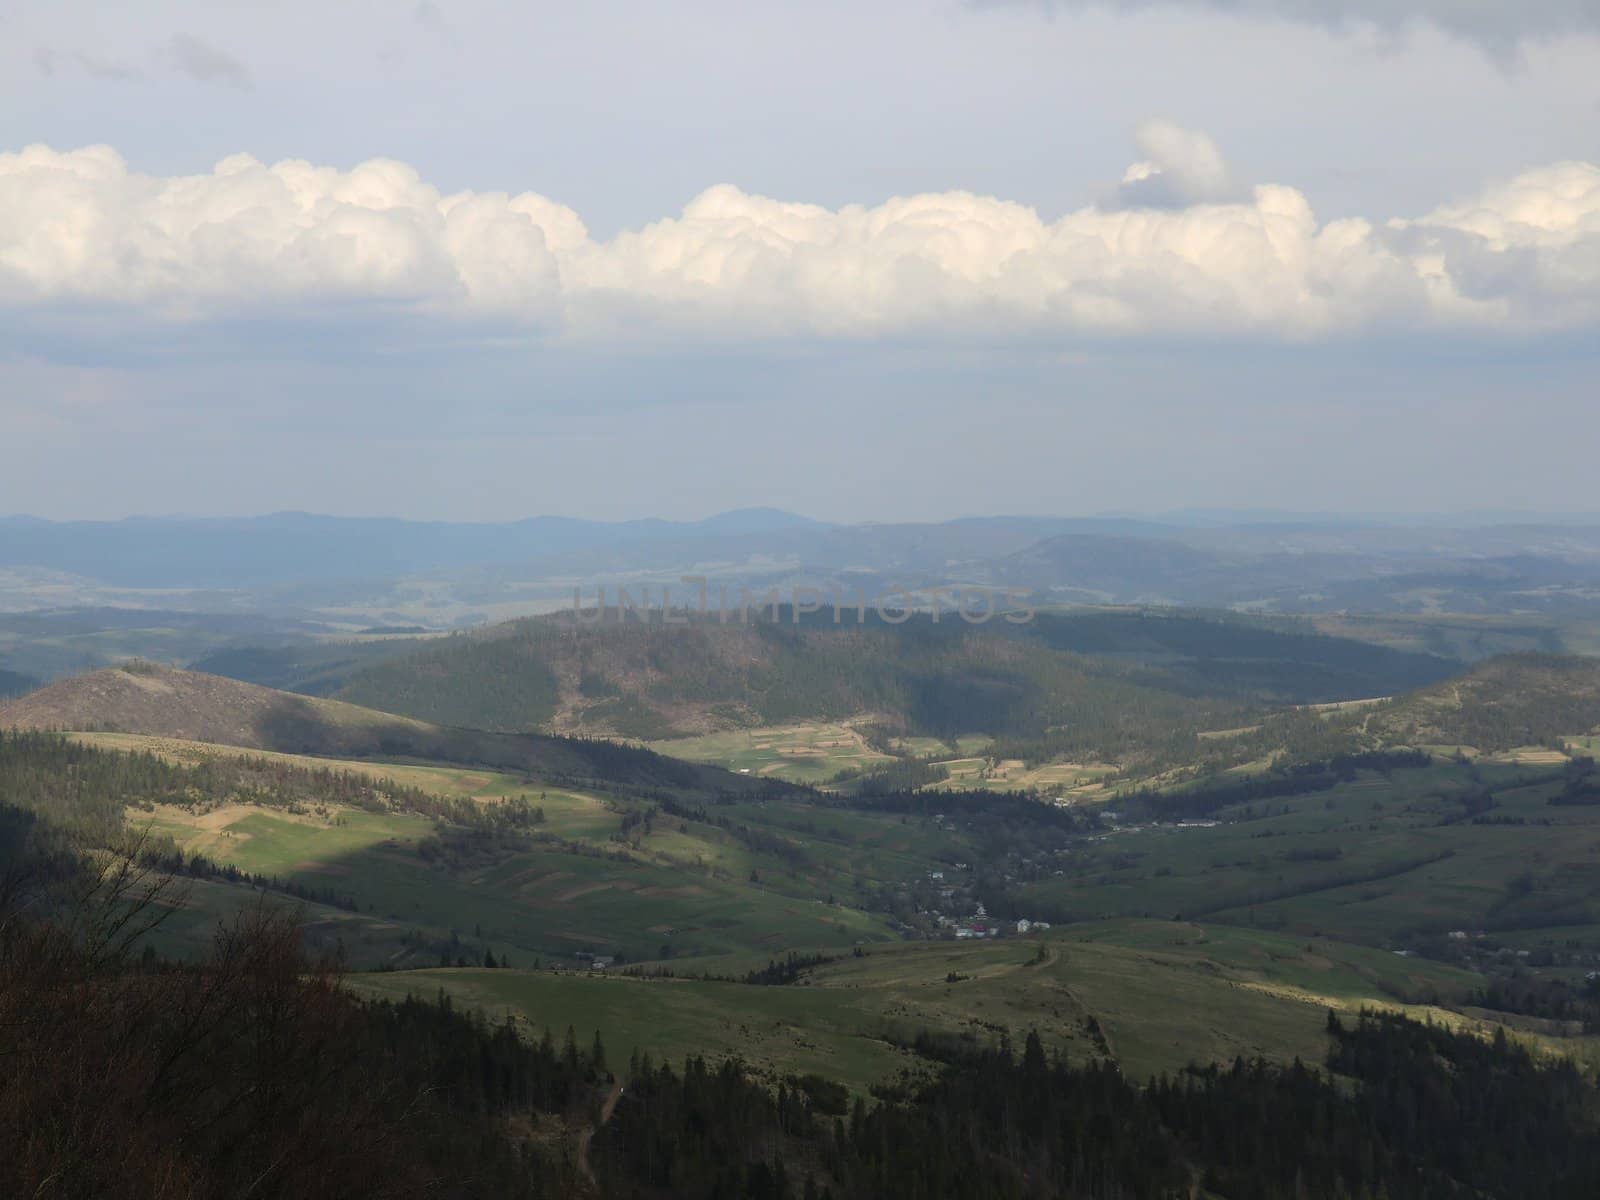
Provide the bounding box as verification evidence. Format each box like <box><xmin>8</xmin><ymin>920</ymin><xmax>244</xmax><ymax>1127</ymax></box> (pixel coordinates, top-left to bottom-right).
<box><xmin>7</xmin><ymin>622</ymin><xmax>1600</xmax><ymax>1097</ymax></box>
<box><xmin>7</xmin><ymin>608</ymin><xmax>1600</xmax><ymax>1197</ymax></box>
<box><xmin>10</xmin><ymin>13</ymin><xmax>1600</xmax><ymax>1190</ymax></box>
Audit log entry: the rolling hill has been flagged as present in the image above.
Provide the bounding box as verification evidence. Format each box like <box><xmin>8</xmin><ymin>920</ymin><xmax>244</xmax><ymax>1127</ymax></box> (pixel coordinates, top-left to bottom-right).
<box><xmin>1364</xmin><ymin>653</ymin><xmax>1600</xmax><ymax>752</ymax></box>
<box><xmin>9</xmin><ymin>653</ymin><xmax>1600</xmax><ymax>1128</ymax></box>
<box><xmin>0</xmin><ymin>662</ymin><xmax>754</xmax><ymax>793</ymax></box>
<box><xmin>210</xmin><ymin>609</ymin><xmax>1459</xmax><ymax>760</ymax></box>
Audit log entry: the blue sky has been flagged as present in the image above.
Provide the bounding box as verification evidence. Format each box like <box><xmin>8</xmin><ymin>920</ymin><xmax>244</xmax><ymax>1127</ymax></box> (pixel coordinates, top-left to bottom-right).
<box><xmin>2</xmin><ymin>1</ymin><xmax>1598</xmax><ymax>521</ymax></box>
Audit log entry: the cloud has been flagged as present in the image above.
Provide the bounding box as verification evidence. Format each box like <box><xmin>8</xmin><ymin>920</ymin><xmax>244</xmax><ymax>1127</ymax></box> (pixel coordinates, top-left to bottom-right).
<box><xmin>157</xmin><ymin>34</ymin><xmax>250</xmax><ymax>87</ymax></box>
<box><xmin>974</xmin><ymin>2</ymin><xmax>1600</xmax><ymax>53</ymax></box>
<box><xmin>33</xmin><ymin>47</ymin><xmax>146</xmax><ymax>82</ymax></box>
<box><xmin>0</xmin><ymin>132</ymin><xmax>1597</xmax><ymax>349</ymax></box>
<box><xmin>414</xmin><ymin>2</ymin><xmax>453</xmax><ymax>40</ymax></box>
<box><xmin>33</xmin><ymin>34</ymin><xmax>249</xmax><ymax>87</ymax></box>
<box><xmin>1114</xmin><ymin>120</ymin><xmax>1240</xmax><ymax>208</ymax></box>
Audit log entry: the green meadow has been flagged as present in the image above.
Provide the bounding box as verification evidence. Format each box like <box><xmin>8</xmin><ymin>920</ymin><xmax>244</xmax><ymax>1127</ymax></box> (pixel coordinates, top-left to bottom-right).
<box><xmin>139</xmin><ymin>793</ymin><xmax>896</xmax><ymax>966</ymax></box>
<box><xmin>645</xmin><ymin>722</ymin><xmax>897</xmax><ymax>784</ymax></box>
<box><xmin>1014</xmin><ymin>758</ymin><xmax>1600</xmax><ymax>957</ymax></box>
<box><xmin>57</xmin><ymin>711</ymin><xmax>1600</xmax><ymax>1109</ymax></box>
<box><xmin>347</xmin><ymin>918</ymin><xmax>1567</xmax><ymax>1093</ymax></box>
<box><xmin>105</xmin><ymin>733</ymin><xmax>922</xmax><ymax>966</ymax></box>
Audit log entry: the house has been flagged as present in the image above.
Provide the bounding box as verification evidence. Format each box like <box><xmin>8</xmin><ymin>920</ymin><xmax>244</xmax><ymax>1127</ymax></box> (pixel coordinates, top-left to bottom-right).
<box><xmin>1016</xmin><ymin>919</ymin><xmax>1032</xmax><ymax>934</ymax></box>
<box><xmin>590</xmin><ymin>956</ymin><xmax>615</xmax><ymax>971</ymax></box>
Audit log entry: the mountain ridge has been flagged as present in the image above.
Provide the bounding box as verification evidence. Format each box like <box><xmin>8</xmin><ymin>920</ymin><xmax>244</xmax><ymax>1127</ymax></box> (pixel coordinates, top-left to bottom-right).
<box><xmin>0</xmin><ymin>662</ymin><xmax>758</xmax><ymax>793</ymax></box>
<box><xmin>295</xmin><ymin>609</ymin><xmax>1461</xmax><ymax>757</ymax></box>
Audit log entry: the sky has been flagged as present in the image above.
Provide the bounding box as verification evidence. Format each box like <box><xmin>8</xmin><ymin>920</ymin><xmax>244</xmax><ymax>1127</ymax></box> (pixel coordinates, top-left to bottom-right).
<box><xmin>2</xmin><ymin>0</ymin><xmax>1598</xmax><ymax>522</ymax></box>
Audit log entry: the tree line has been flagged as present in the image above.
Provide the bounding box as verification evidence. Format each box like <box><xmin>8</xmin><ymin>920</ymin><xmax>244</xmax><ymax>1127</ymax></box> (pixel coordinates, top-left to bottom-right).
<box><xmin>592</xmin><ymin>1011</ymin><xmax>1600</xmax><ymax>1198</ymax></box>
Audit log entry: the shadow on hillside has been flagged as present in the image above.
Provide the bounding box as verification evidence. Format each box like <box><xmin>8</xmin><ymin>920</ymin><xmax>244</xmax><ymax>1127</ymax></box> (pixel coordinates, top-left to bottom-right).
<box><xmin>250</xmin><ymin>694</ymin><xmax>767</xmax><ymax>796</ymax></box>
<box><xmin>162</xmin><ymin>819</ymin><xmax>776</xmax><ymax>973</ymax></box>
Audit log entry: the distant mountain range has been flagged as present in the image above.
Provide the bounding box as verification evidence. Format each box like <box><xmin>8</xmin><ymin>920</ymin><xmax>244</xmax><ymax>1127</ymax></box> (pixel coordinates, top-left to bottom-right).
<box><xmin>0</xmin><ymin>508</ymin><xmax>826</xmax><ymax>588</ymax></box>
<box><xmin>3</xmin><ymin>509</ymin><xmax>1600</xmax><ymax>623</ymax></box>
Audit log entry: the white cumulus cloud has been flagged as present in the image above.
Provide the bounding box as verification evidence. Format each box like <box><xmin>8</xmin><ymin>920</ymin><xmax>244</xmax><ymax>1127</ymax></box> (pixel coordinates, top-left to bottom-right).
<box><xmin>1</xmin><ymin>131</ymin><xmax>1598</xmax><ymax>349</ymax></box>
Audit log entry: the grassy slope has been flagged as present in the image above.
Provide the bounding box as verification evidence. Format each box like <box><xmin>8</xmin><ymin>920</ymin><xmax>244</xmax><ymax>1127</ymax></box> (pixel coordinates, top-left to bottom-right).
<box><xmin>70</xmin><ymin>728</ymin><xmax>1600</xmax><ymax>968</ymax></box>
<box><xmin>1012</xmin><ymin>757</ymin><xmax>1600</xmax><ymax>957</ymax></box>
<box><xmin>72</xmin><ymin>731</ymin><xmax>574</xmax><ymax>808</ymax></box>
<box><xmin>347</xmin><ymin>918</ymin><xmax>1534</xmax><ymax>1094</ymax></box>
<box><xmin>66</xmin><ymin>732</ymin><xmax>937</xmax><ymax>966</ymax></box>
<box><xmin>130</xmin><ymin>792</ymin><xmax>899</xmax><ymax>966</ymax></box>
<box><xmin>644</xmin><ymin>722</ymin><xmax>899</xmax><ymax>784</ymax></box>
<box><xmin>0</xmin><ymin>662</ymin><xmax>764</xmax><ymax>795</ymax></box>
<box><xmin>17</xmin><ymin>729</ymin><xmax>1600</xmax><ymax>1119</ymax></box>
<box><xmin>0</xmin><ymin>660</ymin><xmax>419</xmax><ymax>747</ymax></box>
<box><xmin>83</xmin><ymin>732</ymin><xmax>981</xmax><ymax>904</ymax></box>
<box><xmin>25</xmin><ymin>657</ymin><xmax>1600</xmax><ymax>1109</ymax></box>
<box><xmin>648</xmin><ymin>722</ymin><xmax>1123</xmax><ymax>794</ymax></box>
<box><xmin>115</xmin><ymin>741</ymin><xmax>1600</xmax><ymax>1010</ymax></box>
<box><xmin>1362</xmin><ymin>654</ymin><xmax>1600</xmax><ymax>752</ymax></box>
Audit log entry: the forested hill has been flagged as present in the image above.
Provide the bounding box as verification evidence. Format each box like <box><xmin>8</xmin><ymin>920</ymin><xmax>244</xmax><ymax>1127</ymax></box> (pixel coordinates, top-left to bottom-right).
<box><xmin>220</xmin><ymin>608</ymin><xmax>1457</xmax><ymax>748</ymax></box>
<box><xmin>9</xmin><ymin>871</ymin><xmax>1600</xmax><ymax>1200</ymax></box>
<box><xmin>0</xmin><ymin>662</ymin><xmax>758</xmax><ymax>794</ymax></box>
<box><xmin>1365</xmin><ymin>653</ymin><xmax>1600</xmax><ymax>752</ymax></box>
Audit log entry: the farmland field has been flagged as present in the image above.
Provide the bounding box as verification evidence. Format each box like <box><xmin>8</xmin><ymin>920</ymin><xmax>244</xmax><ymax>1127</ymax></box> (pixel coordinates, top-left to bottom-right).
<box><xmin>925</xmin><ymin>756</ymin><xmax>1119</xmax><ymax>794</ymax></box>
<box><xmin>1012</xmin><ymin>757</ymin><xmax>1600</xmax><ymax>960</ymax></box>
<box><xmin>21</xmin><ymin>674</ymin><xmax>1600</xmax><ymax>1152</ymax></box>
<box><xmin>645</xmin><ymin>723</ymin><xmax>1124</xmax><ymax>795</ymax></box>
<box><xmin>645</xmin><ymin>721</ymin><xmax>897</xmax><ymax>783</ymax></box>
